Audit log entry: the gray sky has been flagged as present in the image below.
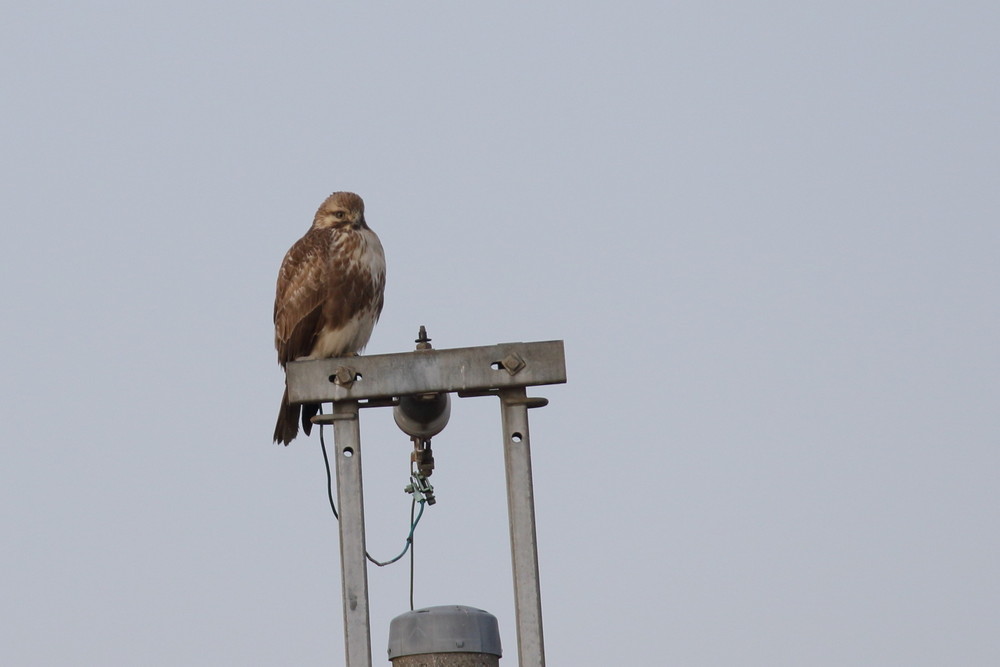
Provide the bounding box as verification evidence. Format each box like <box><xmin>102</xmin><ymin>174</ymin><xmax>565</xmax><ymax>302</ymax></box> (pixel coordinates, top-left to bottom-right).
<box><xmin>2</xmin><ymin>2</ymin><xmax>998</xmax><ymax>665</ymax></box>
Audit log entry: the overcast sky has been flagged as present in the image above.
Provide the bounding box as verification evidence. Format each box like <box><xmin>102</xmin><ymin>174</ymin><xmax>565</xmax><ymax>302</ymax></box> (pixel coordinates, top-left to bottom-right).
<box><xmin>2</xmin><ymin>2</ymin><xmax>998</xmax><ymax>665</ymax></box>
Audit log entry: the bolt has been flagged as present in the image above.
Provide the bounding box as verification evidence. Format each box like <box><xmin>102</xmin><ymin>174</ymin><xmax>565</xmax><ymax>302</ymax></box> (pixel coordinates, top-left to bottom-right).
<box><xmin>415</xmin><ymin>325</ymin><xmax>432</xmax><ymax>351</ymax></box>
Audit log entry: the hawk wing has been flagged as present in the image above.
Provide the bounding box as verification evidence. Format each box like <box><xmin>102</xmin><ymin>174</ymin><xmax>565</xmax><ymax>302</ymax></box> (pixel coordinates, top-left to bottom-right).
<box><xmin>274</xmin><ymin>228</ymin><xmax>330</xmax><ymax>367</ymax></box>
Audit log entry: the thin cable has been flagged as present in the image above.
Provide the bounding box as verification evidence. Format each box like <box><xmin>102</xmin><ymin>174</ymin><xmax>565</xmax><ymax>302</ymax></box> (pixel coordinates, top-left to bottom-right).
<box><xmin>317</xmin><ymin>408</ymin><xmax>426</xmax><ymax>567</ymax></box>
<box><xmin>318</xmin><ymin>415</ymin><xmax>338</xmax><ymax>519</ymax></box>
<box><xmin>368</xmin><ymin>499</ymin><xmax>424</xmax><ymax>567</ymax></box>
<box><xmin>409</xmin><ymin>497</ymin><xmax>416</xmax><ymax>610</ymax></box>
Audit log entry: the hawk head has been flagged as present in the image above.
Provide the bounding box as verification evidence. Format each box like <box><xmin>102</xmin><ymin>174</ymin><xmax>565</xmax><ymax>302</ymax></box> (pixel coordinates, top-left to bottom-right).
<box><xmin>313</xmin><ymin>191</ymin><xmax>368</xmax><ymax>231</ymax></box>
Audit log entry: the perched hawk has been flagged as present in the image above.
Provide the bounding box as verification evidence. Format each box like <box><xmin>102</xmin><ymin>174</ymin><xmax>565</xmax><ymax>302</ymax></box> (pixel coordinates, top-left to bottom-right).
<box><xmin>273</xmin><ymin>191</ymin><xmax>386</xmax><ymax>445</ymax></box>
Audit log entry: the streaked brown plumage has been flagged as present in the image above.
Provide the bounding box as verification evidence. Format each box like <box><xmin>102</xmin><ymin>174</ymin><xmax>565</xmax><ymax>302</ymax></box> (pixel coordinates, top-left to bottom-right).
<box><xmin>273</xmin><ymin>192</ymin><xmax>385</xmax><ymax>445</ymax></box>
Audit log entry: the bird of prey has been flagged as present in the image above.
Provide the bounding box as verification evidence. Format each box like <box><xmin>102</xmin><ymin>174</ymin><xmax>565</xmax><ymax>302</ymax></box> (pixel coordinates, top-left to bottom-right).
<box><xmin>273</xmin><ymin>191</ymin><xmax>386</xmax><ymax>445</ymax></box>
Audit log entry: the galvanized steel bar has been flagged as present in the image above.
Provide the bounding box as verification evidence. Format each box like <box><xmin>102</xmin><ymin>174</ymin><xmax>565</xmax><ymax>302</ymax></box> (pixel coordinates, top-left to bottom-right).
<box><xmin>498</xmin><ymin>386</ymin><xmax>546</xmax><ymax>667</ymax></box>
<box><xmin>286</xmin><ymin>340</ymin><xmax>566</xmax><ymax>404</ymax></box>
<box><xmin>331</xmin><ymin>401</ymin><xmax>373</xmax><ymax>667</ymax></box>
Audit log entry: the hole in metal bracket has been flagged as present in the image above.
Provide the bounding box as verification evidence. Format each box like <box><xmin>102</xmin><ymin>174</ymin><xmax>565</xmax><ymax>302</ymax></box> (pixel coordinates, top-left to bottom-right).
<box><xmin>511</xmin><ymin>432</ymin><xmax>523</xmax><ymax>443</ymax></box>
<box><xmin>328</xmin><ymin>369</ymin><xmax>362</xmax><ymax>385</ymax></box>
<box><xmin>342</xmin><ymin>447</ymin><xmax>354</xmax><ymax>458</ymax></box>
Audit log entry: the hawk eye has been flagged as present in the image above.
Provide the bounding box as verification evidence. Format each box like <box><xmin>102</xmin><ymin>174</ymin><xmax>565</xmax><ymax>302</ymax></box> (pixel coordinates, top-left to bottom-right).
<box><xmin>333</xmin><ymin>211</ymin><xmax>346</xmax><ymax>219</ymax></box>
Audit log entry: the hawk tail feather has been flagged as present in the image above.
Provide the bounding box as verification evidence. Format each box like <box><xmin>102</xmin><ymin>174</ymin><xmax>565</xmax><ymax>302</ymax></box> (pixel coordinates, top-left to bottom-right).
<box><xmin>273</xmin><ymin>386</ymin><xmax>300</xmax><ymax>446</ymax></box>
<box><xmin>301</xmin><ymin>403</ymin><xmax>318</xmax><ymax>437</ymax></box>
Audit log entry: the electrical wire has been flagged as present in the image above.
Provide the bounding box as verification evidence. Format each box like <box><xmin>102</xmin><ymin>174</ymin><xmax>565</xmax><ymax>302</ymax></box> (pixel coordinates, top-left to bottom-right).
<box><xmin>409</xmin><ymin>498</ymin><xmax>416</xmax><ymax>610</ymax></box>
<box><xmin>317</xmin><ymin>409</ymin><xmax>426</xmax><ymax>571</ymax></box>
<box><xmin>368</xmin><ymin>499</ymin><xmax>424</xmax><ymax>567</ymax></box>
<box><xmin>319</xmin><ymin>419</ymin><xmax>338</xmax><ymax>520</ymax></box>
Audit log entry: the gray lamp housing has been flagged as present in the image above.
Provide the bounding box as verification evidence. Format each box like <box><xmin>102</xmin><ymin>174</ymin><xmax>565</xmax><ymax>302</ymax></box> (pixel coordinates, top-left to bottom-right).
<box><xmin>388</xmin><ymin>605</ymin><xmax>502</xmax><ymax>660</ymax></box>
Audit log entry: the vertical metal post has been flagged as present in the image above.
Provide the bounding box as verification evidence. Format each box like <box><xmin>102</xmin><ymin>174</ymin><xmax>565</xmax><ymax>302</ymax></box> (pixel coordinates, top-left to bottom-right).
<box><xmin>498</xmin><ymin>387</ymin><xmax>546</xmax><ymax>667</ymax></box>
<box><xmin>331</xmin><ymin>400</ymin><xmax>373</xmax><ymax>667</ymax></box>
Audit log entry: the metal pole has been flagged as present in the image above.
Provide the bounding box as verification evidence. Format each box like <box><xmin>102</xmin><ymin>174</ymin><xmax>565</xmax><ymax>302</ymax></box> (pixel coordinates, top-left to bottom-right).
<box><xmin>498</xmin><ymin>387</ymin><xmax>546</xmax><ymax>667</ymax></box>
<box><xmin>331</xmin><ymin>400</ymin><xmax>373</xmax><ymax>667</ymax></box>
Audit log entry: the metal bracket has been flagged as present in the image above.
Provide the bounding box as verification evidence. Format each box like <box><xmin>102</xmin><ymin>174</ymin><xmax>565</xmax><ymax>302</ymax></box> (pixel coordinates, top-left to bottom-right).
<box><xmin>288</xmin><ymin>338</ymin><xmax>565</xmax><ymax>667</ymax></box>
<box><xmin>287</xmin><ymin>340</ymin><xmax>566</xmax><ymax>404</ymax></box>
